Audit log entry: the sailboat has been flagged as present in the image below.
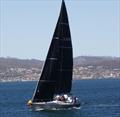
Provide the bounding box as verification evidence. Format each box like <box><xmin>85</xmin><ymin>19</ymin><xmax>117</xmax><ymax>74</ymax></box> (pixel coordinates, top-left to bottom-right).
<box><xmin>28</xmin><ymin>0</ymin><xmax>80</xmax><ymax>110</ymax></box>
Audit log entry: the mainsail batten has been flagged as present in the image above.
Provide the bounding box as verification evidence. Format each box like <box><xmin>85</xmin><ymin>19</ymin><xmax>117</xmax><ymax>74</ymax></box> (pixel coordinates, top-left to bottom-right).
<box><xmin>33</xmin><ymin>0</ymin><xmax>73</xmax><ymax>102</ymax></box>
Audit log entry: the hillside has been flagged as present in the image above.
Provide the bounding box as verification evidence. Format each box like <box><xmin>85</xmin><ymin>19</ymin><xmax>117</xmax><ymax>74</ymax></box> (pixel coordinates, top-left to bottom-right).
<box><xmin>0</xmin><ymin>56</ymin><xmax>119</xmax><ymax>69</ymax></box>
<box><xmin>74</xmin><ymin>56</ymin><xmax>120</xmax><ymax>69</ymax></box>
<box><xmin>0</xmin><ymin>56</ymin><xmax>120</xmax><ymax>82</ymax></box>
<box><xmin>0</xmin><ymin>57</ymin><xmax>43</xmax><ymax>71</ymax></box>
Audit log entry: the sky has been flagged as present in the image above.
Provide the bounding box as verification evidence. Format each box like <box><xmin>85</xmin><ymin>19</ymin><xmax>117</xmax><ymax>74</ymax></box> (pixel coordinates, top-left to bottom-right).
<box><xmin>0</xmin><ymin>0</ymin><xmax>120</xmax><ymax>60</ymax></box>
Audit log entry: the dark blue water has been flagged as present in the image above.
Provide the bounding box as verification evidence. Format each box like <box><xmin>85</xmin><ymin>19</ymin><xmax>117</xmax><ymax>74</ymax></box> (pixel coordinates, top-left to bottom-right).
<box><xmin>0</xmin><ymin>79</ymin><xmax>120</xmax><ymax>117</ymax></box>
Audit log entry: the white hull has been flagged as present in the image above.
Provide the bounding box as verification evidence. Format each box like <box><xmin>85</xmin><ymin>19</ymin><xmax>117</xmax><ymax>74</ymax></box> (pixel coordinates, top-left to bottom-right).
<box><xmin>31</xmin><ymin>100</ymin><xmax>80</xmax><ymax>110</ymax></box>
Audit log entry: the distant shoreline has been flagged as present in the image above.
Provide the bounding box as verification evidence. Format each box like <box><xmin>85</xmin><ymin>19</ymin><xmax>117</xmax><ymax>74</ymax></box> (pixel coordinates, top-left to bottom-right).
<box><xmin>0</xmin><ymin>56</ymin><xmax>120</xmax><ymax>82</ymax></box>
<box><xmin>0</xmin><ymin>77</ymin><xmax>120</xmax><ymax>83</ymax></box>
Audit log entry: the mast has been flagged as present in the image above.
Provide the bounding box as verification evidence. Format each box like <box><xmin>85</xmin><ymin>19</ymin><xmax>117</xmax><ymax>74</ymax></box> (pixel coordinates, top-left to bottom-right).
<box><xmin>32</xmin><ymin>0</ymin><xmax>73</xmax><ymax>102</ymax></box>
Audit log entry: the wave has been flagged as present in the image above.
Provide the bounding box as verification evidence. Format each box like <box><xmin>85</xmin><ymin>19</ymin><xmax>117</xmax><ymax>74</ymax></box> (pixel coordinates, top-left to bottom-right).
<box><xmin>84</xmin><ymin>103</ymin><xmax>120</xmax><ymax>108</ymax></box>
<box><xmin>33</xmin><ymin>107</ymin><xmax>81</xmax><ymax>111</ymax></box>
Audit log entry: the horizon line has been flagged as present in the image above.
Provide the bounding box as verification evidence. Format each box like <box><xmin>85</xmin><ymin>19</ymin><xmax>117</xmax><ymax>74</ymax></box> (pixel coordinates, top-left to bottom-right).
<box><xmin>0</xmin><ymin>55</ymin><xmax>119</xmax><ymax>61</ymax></box>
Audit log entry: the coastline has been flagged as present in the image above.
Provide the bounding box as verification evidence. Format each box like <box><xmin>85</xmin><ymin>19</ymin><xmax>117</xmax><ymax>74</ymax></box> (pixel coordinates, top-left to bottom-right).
<box><xmin>0</xmin><ymin>77</ymin><xmax>120</xmax><ymax>83</ymax></box>
<box><xmin>0</xmin><ymin>56</ymin><xmax>120</xmax><ymax>83</ymax></box>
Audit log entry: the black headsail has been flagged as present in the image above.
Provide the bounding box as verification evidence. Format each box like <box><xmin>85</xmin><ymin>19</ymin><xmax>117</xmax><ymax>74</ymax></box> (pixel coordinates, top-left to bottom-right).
<box><xmin>32</xmin><ymin>0</ymin><xmax>73</xmax><ymax>102</ymax></box>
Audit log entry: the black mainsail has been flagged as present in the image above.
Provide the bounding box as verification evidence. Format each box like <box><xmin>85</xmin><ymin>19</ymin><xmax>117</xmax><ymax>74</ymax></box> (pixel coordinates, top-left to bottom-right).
<box><xmin>32</xmin><ymin>0</ymin><xmax>73</xmax><ymax>102</ymax></box>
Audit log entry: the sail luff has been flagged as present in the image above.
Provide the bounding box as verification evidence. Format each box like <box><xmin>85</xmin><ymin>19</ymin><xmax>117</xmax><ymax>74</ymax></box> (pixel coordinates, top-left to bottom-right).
<box><xmin>32</xmin><ymin>2</ymin><xmax>62</xmax><ymax>102</ymax></box>
<box><xmin>32</xmin><ymin>39</ymin><xmax>59</xmax><ymax>102</ymax></box>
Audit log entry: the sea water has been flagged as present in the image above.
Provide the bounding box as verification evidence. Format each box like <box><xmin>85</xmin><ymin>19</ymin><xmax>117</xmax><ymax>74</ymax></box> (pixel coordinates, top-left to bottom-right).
<box><xmin>0</xmin><ymin>79</ymin><xmax>120</xmax><ymax>117</ymax></box>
